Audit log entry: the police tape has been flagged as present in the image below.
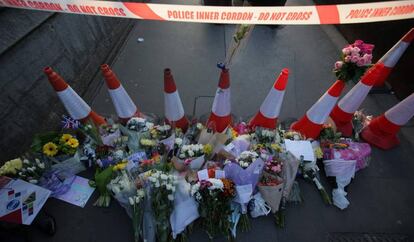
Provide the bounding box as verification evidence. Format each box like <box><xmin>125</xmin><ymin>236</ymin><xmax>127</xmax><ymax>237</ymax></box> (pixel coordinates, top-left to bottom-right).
<box><xmin>0</xmin><ymin>0</ymin><xmax>413</xmax><ymax>25</ymax></box>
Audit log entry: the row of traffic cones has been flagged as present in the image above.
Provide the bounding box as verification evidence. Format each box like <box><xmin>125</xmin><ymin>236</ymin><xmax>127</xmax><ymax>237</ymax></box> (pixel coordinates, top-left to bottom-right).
<box><xmin>43</xmin><ymin>28</ymin><xmax>413</xmax><ymax>150</ymax></box>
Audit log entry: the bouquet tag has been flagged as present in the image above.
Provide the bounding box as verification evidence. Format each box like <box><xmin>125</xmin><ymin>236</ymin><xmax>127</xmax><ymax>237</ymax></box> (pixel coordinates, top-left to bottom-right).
<box><xmin>197</xmin><ymin>169</ymin><xmax>209</xmax><ymax>181</ymax></box>
<box><xmin>235</xmin><ymin>184</ymin><xmax>253</xmax><ymax>204</ymax></box>
<box><xmin>215</xmin><ymin>170</ymin><xmax>225</xmax><ymax>179</ymax></box>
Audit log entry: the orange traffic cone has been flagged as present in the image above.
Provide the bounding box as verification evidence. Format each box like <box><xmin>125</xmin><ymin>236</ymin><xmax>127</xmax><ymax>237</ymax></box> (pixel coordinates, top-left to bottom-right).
<box><xmin>44</xmin><ymin>67</ymin><xmax>106</xmax><ymax>126</ymax></box>
<box><xmin>361</xmin><ymin>93</ymin><xmax>414</xmax><ymax>150</ymax></box>
<box><xmin>330</xmin><ymin>63</ymin><xmax>385</xmax><ymax>136</ymax></box>
<box><xmin>164</xmin><ymin>68</ymin><xmax>189</xmax><ymax>132</ymax></box>
<box><xmin>101</xmin><ymin>64</ymin><xmax>140</xmax><ymax>123</ymax></box>
<box><xmin>291</xmin><ymin>80</ymin><xmax>345</xmax><ymax>139</ymax></box>
<box><xmin>249</xmin><ymin>68</ymin><xmax>289</xmax><ymax>129</ymax></box>
<box><xmin>207</xmin><ymin>68</ymin><xmax>231</xmax><ymax>133</ymax></box>
<box><xmin>375</xmin><ymin>28</ymin><xmax>413</xmax><ymax>86</ymax></box>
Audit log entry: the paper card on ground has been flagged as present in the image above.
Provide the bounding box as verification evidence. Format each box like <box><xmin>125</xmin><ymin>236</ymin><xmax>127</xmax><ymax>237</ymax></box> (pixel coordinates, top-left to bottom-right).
<box><xmin>0</xmin><ymin>178</ymin><xmax>50</xmax><ymax>225</ymax></box>
<box><xmin>235</xmin><ymin>184</ymin><xmax>253</xmax><ymax>204</ymax></box>
<box><xmin>215</xmin><ymin>170</ymin><xmax>225</xmax><ymax>179</ymax></box>
<box><xmin>54</xmin><ymin>176</ymin><xmax>95</xmax><ymax>208</ymax></box>
<box><xmin>197</xmin><ymin>169</ymin><xmax>209</xmax><ymax>181</ymax></box>
<box><xmin>160</xmin><ymin>134</ymin><xmax>175</xmax><ymax>151</ymax></box>
<box><xmin>224</xmin><ymin>143</ymin><xmax>235</xmax><ymax>152</ymax></box>
<box><xmin>284</xmin><ymin>139</ymin><xmax>315</xmax><ymax>162</ymax></box>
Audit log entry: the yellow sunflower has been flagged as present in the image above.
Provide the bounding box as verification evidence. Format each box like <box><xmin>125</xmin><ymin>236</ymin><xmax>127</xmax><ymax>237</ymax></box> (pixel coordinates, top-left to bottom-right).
<box><xmin>43</xmin><ymin>142</ymin><xmax>58</xmax><ymax>157</ymax></box>
<box><xmin>60</xmin><ymin>134</ymin><xmax>73</xmax><ymax>144</ymax></box>
<box><xmin>66</xmin><ymin>138</ymin><xmax>79</xmax><ymax>148</ymax></box>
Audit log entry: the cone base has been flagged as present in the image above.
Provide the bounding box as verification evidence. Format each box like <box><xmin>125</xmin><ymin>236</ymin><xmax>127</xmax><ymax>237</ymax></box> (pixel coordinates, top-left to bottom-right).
<box><xmin>361</xmin><ymin>126</ymin><xmax>400</xmax><ymax>150</ymax></box>
<box><xmin>249</xmin><ymin>111</ymin><xmax>278</xmax><ymax>129</ymax></box>
<box><xmin>166</xmin><ymin>116</ymin><xmax>189</xmax><ymax>132</ymax></box>
<box><xmin>290</xmin><ymin>115</ymin><xmax>322</xmax><ymax>139</ymax></box>
<box><xmin>207</xmin><ymin>112</ymin><xmax>232</xmax><ymax>133</ymax></box>
<box><xmin>80</xmin><ymin>111</ymin><xmax>106</xmax><ymax>126</ymax></box>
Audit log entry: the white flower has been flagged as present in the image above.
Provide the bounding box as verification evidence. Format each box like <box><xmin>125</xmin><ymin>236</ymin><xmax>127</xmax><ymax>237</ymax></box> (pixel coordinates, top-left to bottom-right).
<box><xmin>148</xmin><ymin>177</ymin><xmax>156</xmax><ymax>183</ymax></box>
<box><xmin>112</xmin><ymin>186</ymin><xmax>121</xmax><ymax>194</ymax></box>
<box><xmin>129</xmin><ymin>197</ymin><xmax>134</xmax><ymax>205</ymax></box>
<box><xmin>168</xmin><ymin>194</ymin><xmax>174</xmax><ymax>201</ymax></box>
<box><xmin>171</xmin><ymin>186</ymin><xmax>176</xmax><ymax>193</ymax></box>
<box><xmin>208</xmin><ymin>178</ymin><xmax>224</xmax><ymax>190</ymax></box>
<box><xmin>188</xmin><ymin>150</ymin><xmax>195</xmax><ymax>157</ymax></box>
<box><xmin>166</xmin><ymin>184</ymin><xmax>172</xmax><ymax>190</ymax></box>
<box><xmin>160</xmin><ymin>174</ymin><xmax>168</xmax><ymax>180</ymax></box>
<box><xmin>38</xmin><ymin>163</ymin><xmax>45</xmax><ymax>169</ymax></box>
<box><xmin>181</xmin><ymin>146</ymin><xmax>188</xmax><ymax>152</ymax></box>
<box><xmin>23</xmin><ymin>159</ymin><xmax>29</xmax><ymax>164</ymax></box>
<box><xmin>29</xmin><ymin>179</ymin><xmax>38</xmax><ymax>184</ymax></box>
<box><xmin>191</xmin><ymin>183</ymin><xmax>200</xmax><ymax>196</ymax></box>
<box><xmin>224</xmin><ymin>159</ymin><xmax>231</xmax><ymax>165</ymax></box>
<box><xmin>175</xmin><ymin>138</ymin><xmax>183</xmax><ymax>146</ymax></box>
<box><xmin>179</xmin><ymin>154</ymin><xmax>185</xmax><ymax>159</ymax></box>
<box><xmin>155</xmin><ymin>182</ymin><xmax>160</xmax><ymax>188</ymax></box>
<box><xmin>137</xmin><ymin>189</ymin><xmax>145</xmax><ymax>198</ymax></box>
<box><xmin>135</xmin><ymin>196</ymin><xmax>142</xmax><ymax>204</ymax></box>
<box><xmin>196</xmin><ymin>123</ymin><xmax>203</xmax><ymax>130</ymax></box>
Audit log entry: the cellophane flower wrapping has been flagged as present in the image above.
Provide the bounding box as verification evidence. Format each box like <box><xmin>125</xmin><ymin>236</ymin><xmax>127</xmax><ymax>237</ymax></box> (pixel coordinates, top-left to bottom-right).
<box><xmin>323</xmin><ymin>140</ymin><xmax>371</xmax><ymax>172</ymax></box>
<box><xmin>323</xmin><ymin>159</ymin><xmax>356</xmax><ymax>210</ymax></box>
<box><xmin>170</xmin><ymin>174</ymin><xmax>199</xmax><ymax>239</ymax></box>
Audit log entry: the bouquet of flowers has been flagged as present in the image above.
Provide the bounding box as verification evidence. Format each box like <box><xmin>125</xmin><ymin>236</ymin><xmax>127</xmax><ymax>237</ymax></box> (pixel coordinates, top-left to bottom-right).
<box><xmin>151</xmin><ymin>124</ymin><xmax>172</xmax><ymax>140</ymax></box>
<box><xmin>0</xmin><ymin>158</ymin><xmax>23</xmax><ymax>177</ymax></box>
<box><xmin>236</xmin><ymin>151</ymin><xmax>259</xmax><ymax>168</ymax></box>
<box><xmin>258</xmin><ymin>157</ymin><xmax>284</xmax><ymax>216</ymax></box>
<box><xmin>148</xmin><ymin>170</ymin><xmax>177</xmax><ymax>242</ymax></box>
<box><xmin>99</xmin><ymin>123</ymin><xmax>121</xmax><ymax>147</ymax></box>
<box><xmin>334</xmin><ymin>40</ymin><xmax>374</xmax><ymax>83</ymax></box>
<box><xmin>31</xmin><ymin>133</ymin><xmax>80</xmax><ymax>160</ymax></box>
<box><xmin>191</xmin><ymin>178</ymin><xmax>235</xmax><ymax>240</ymax></box>
<box><xmin>129</xmin><ymin>185</ymin><xmax>145</xmax><ymax>242</ymax></box>
<box><xmin>17</xmin><ymin>158</ymin><xmax>47</xmax><ymax>184</ymax></box>
<box><xmin>177</xmin><ymin>144</ymin><xmax>206</xmax><ymax>170</ymax></box>
<box><xmin>255</xmin><ymin>128</ymin><xmax>276</xmax><ymax>145</ymax></box>
<box><xmin>352</xmin><ymin>110</ymin><xmax>372</xmax><ymax>141</ymax></box>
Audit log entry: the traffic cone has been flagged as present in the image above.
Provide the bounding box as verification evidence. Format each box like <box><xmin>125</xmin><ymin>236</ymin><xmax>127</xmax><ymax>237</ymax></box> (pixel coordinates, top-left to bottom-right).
<box><xmin>361</xmin><ymin>93</ymin><xmax>414</xmax><ymax>150</ymax></box>
<box><xmin>291</xmin><ymin>80</ymin><xmax>345</xmax><ymax>139</ymax></box>
<box><xmin>375</xmin><ymin>28</ymin><xmax>413</xmax><ymax>86</ymax></box>
<box><xmin>249</xmin><ymin>68</ymin><xmax>289</xmax><ymax>129</ymax></box>
<box><xmin>207</xmin><ymin>68</ymin><xmax>231</xmax><ymax>133</ymax></box>
<box><xmin>330</xmin><ymin>63</ymin><xmax>385</xmax><ymax>136</ymax></box>
<box><xmin>101</xmin><ymin>64</ymin><xmax>140</xmax><ymax>123</ymax></box>
<box><xmin>164</xmin><ymin>68</ymin><xmax>189</xmax><ymax>132</ymax></box>
<box><xmin>44</xmin><ymin>67</ymin><xmax>106</xmax><ymax>126</ymax></box>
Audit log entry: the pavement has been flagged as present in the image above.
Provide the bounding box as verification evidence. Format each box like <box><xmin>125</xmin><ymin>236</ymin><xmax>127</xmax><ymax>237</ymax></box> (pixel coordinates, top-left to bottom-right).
<box><xmin>12</xmin><ymin>0</ymin><xmax>414</xmax><ymax>241</ymax></box>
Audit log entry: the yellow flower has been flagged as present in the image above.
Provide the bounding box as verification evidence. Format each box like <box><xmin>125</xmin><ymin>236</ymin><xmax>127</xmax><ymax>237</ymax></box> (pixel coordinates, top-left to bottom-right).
<box><xmin>314</xmin><ymin>147</ymin><xmax>324</xmax><ymax>159</ymax></box>
<box><xmin>113</xmin><ymin>162</ymin><xmax>128</xmax><ymax>171</ymax></box>
<box><xmin>203</xmin><ymin>144</ymin><xmax>213</xmax><ymax>156</ymax></box>
<box><xmin>0</xmin><ymin>158</ymin><xmax>23</xmax><ymax>176</ymax></box>
<box><xmin>43</xmin><ymin>142</ymin><xmax>58</xmax><ymax>157</ymax></box>
<box><xmin>271</xmin><ymin>143</ymin><xmax>283</xmax><ymax>153</ymax></box>
<box><xmin>66</xmin><ymin>138</ymin><xmax>79</xmax><ymax>149</ymax></box>
<box><xmin>230</xmin><ymin>128</ymin><xmax>238</xmax><ymax>139</ymax></box>
<box><xmin>60</xmin><ymin>134</ymin><xmax>73</xmax><ymax>144</ymax></box>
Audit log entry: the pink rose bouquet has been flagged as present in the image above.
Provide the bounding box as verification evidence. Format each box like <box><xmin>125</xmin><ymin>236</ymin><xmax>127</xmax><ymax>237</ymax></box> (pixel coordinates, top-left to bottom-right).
<box><xmin>334</xmin><ymin>40</ymin><xmax>374</xmax><ymax>83</ymax></box>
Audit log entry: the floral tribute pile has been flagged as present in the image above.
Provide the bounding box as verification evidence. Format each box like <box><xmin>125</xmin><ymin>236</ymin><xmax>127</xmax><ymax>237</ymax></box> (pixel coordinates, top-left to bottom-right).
<box><xmin>0</xmin><ymin>41</ymin><xmax>376</xmax><ymax>241</ymax></box>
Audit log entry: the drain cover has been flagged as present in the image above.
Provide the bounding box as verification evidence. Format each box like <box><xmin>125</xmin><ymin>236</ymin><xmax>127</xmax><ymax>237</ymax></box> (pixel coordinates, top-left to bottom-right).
<box><xmin>327</xmin><ymin>233</ymin><xmax>410</xmax><ymax>242</ymax></box>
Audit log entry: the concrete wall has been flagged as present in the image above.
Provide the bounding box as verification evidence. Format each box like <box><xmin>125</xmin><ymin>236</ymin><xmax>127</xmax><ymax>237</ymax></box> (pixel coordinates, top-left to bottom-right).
<box><xmin>0</xmin><ymin>8</ymin><xmax>133</xmax><ymax>161</ymax></box>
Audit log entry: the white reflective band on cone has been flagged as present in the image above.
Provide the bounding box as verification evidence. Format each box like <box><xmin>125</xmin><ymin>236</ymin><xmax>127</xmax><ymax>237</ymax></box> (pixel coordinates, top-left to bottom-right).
<box><xmin>385</xmin><ymin>93</ymin><xmax>414</xmax><ymax>126</ymax></box>
<box><xmin>57</xmin><ymin>87</ymin><xmax>91</xmax><ymax>120</ymax></box>
<box><xmin>108</xmin><ymin>86</ymin><xmax>137</xmax><ymax>119</ymax></box>
<box><xmin>380</xmin><ymin>42</ymin><xmax>410</xmax><ymax>67</ymax></box>
<box><xmin>307</xmin><ymin>93</ymin><xmax>338</xmax><ymax>124</ymax></box>
<box><xmin>259</xmin><ymin>88</ymin><xmax>285</xmax><ymax>119</ymax></box>
<box><xmin>212</xmin><ymin>88</ymin><xmax>231</xmax><ymax>117</ymax></box>
<box><xmin>338</xmin><ymin>82</ymin><xmax>371</xmax><ymax>113</ymax></box>
<box><xmin>164</xmin><ymin>91</ymin><xmax>185</xmax><ymax>121</ymax></box>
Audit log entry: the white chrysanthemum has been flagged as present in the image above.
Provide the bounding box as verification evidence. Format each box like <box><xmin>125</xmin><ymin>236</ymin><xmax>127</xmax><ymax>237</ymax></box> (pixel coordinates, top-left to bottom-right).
<box><xmin>175</xmin><ymin>138</ymin><xmax>183</xmax><ymax>146</ymax></box>
<box><xmin>168</xmin><ymin>194</ymin><xmax>174</xmax><ymax>201</ymax></box>
<box><xmin>160</xmin><ymin>174</ymin><xmax>168</xmax><ymax>180</ymax></box>
<box><xmin>129</xmin><ymin>197</ymin><xmax>135</xmax><ymax>205</ymax></box>
<box><xmin>188</xmin><ymin>150</ymin><xmax>195</xmax><ymax>157</ymax></box>
<box><xmin>208</xmin><ymin>178</ymin><xmax>223</xmax><ymax>190</ymax></box>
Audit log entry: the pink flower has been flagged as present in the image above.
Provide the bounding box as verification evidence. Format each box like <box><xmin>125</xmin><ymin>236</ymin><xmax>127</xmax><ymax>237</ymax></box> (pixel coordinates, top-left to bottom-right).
<box><xmin>342</xmin><ymin>47</ymin><xmax>352</xmax><ymax>55</ymax></box>
<box><xmin>351</xmin><ymin>55</ymin><xmax>360</xmax><ymax>63</ymax></box>
<box><xmin>351</xmin><ymin>47</ymin><xmax>361</xmax><ymax>55</ymax></box>
<box><xmin>361</xmin><ymin>43</ymin><xmax>374</xmax><ymax>54</ymax></box>
<box><xmin>363</xmin><ymin>53</ymin><xmax>372</xmax><ymax>64</ymax></box>
<box><xmin>184</xmin><ymin>159</ymin><xmax>192</xmax><ymax>166</ymax></box>
<box><xmin>334</xmin><ymin>61</ymin><xmax>344</xmax><ymax>70</ymax></box>
<box><xmin>271</xmin><ymin>164</ymin><xmax>281</xmax><ymax>173</ymax></box>
<box><xmin>353</xmin><ymin>40</ymin><xmax>364</xmax><ymax>47</ymax></box>
<box><xmin>356</xmin><ymin>59</ymin><xmax>365</xmax><ymax>67</ymax></box>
